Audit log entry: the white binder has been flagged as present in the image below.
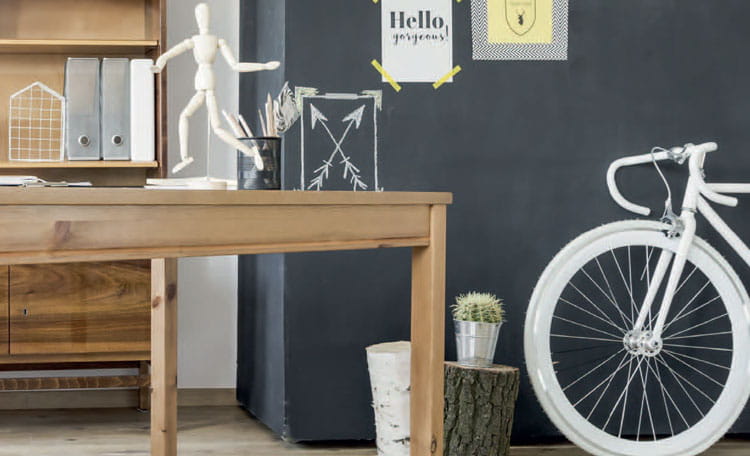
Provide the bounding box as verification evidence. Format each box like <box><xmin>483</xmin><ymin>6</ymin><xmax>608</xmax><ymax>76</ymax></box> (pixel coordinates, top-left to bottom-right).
<box><xmin>101</xmin><ymin>58</ymin><xmax>130</xmax><ymax>160</ymax></box>
<box><xmin>65</xmin><ymin>58</ymin><xmax>101</xmax><ymax>160</ymax></box>
<box><xmin>130</xmin><ymin>59</ymin><xmax>155</xmax><ymax>162</ymax></box>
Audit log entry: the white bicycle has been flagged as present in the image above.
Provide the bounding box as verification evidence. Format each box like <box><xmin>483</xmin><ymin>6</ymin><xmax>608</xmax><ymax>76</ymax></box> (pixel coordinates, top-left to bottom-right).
<box><xmin>525</xmin><ymin>142</ymin><xmax>750</xmax><ymax>456</ymax></box>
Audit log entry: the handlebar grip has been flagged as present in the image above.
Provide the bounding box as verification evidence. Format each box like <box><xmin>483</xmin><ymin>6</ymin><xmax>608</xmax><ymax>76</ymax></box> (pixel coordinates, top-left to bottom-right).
<box><xmin>687</xmin><ymin>142</ymin><xmax>718</xmax><ymax>155</ymax></box>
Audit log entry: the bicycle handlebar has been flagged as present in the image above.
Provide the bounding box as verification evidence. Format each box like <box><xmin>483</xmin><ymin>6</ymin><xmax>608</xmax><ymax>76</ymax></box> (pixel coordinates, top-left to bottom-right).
<box><xmin>606</xmin><ymin>142</ymin><xmax>723</xmax><ymax>216</ymax></box>
<box><xmin>688</xmin><ymin>144</ymin><xmax>739</xmax><ymax>208</ymax></box>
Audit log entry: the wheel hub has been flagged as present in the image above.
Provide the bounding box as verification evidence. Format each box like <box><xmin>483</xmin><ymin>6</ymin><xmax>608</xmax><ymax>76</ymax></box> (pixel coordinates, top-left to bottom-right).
<box><xmin>623</xmin><ymin>330</ymin><xmax>662</xmax><ymax>357</ymax></box>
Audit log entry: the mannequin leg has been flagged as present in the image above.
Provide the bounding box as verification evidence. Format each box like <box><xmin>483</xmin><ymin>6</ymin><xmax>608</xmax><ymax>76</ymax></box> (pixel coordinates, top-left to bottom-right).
<box><xmin>174</xmin><ymin>91</ymin><xmax>206</xmax><ymax>174</ymax></box>
<box><xmin>205</xmin><ymin>90</ymin><xmax>264</xmax><ymax>170</ymax></box>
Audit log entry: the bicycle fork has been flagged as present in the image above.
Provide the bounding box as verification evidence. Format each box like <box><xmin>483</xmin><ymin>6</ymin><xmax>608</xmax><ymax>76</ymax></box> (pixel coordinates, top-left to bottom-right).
<box><xmin>629</xmin><ymin>177</ymin><xmax>701</xmax><ymax>353</ymax></box>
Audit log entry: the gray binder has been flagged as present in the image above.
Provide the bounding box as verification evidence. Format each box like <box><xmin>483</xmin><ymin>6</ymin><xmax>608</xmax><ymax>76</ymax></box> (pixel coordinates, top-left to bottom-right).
<box><xmin>65</xmin><ymin>58</ymin><xmax>101</xmax><ymax>160</ymax></box>
<box><xmin>101</xmin><ymin>58</ymin><xmax>131</xmax><ymax>160</ymax></box>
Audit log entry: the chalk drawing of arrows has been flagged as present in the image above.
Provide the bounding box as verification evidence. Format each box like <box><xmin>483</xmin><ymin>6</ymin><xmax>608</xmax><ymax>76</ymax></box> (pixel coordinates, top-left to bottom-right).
<box><xmin>307</xmin><ymin>104</ymin><xmax>368</xmax><ymax>191</ymax></box>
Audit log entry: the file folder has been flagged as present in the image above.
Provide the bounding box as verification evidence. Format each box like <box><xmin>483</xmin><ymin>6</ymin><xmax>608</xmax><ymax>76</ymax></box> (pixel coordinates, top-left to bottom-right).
<box><xmin>101</xmin><ymin>58</ymin><xmax>130</xmax><ymax>160</ymax></box>
<box><xmin>65</xmin><ymin>58</ymin><xmax>101</xmax><ymax>160</ymax></box>
<box><xmin>130</xmin><ymin>59</ymin><xmax>155</xmax><ymax>162</ymax></box>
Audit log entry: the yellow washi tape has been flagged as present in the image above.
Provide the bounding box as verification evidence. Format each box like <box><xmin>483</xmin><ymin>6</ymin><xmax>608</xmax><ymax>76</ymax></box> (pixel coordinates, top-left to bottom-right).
<box><xmin>371</xmin><ymin>59</ymin><xmax>402</xmax><ymax>93</ymax></box>
<box><xmin>433</xmin><ymin>65</ymin><xmax>462</xmax><ymax>90</ymax></box>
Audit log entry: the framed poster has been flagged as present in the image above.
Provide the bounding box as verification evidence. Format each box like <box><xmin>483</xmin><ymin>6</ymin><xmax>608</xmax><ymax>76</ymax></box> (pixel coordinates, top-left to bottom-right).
<box><xmin>471</xmin><ymin>0</ymin><xmax>568</xmax><ymax>60</ymax></box>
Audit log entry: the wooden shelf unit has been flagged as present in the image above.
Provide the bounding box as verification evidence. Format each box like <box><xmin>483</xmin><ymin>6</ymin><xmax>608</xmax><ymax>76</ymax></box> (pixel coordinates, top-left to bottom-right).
<box><xmin>0</xmin><ymin>0</ymin><xmax>167</xmax><ymax>180</ymax></box>
<box><xmin>0</xmin><ymin>160</ymin><xmax>159</xmax><ymax>169</ymax></box>
<box><xmin>0</xmin><ymin>0</ymin><xmax>166</xmax><ymax>404</ymax></box>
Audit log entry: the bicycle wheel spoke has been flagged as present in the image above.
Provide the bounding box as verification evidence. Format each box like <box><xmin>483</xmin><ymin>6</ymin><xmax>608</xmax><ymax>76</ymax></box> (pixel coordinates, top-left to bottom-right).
<box><xmin>662</xmin><ymin>349</ymin><xmax>730</xmax><ymax>371</ymax></box>
<box><xmin>662</xmin><ymin>350</ymin><xmax>726</xmax><ymax>389</ymax></box>
<box><xmin>666</xmin><ymin>331</ymin><xmax>732</xmax><ymax>341</ymax></box>
<box><xmin>568</xmin><ymin>281</ymin><xmax>629</xmax><ymax>332</ymax></box>
<box><xmin>635</xmin><ymin>358</ymin><xmax>657</xmax><ymax>441</ymax></box>
<box><xmin>656</xmin><ymin>355</ymin><xmax>715</xmax><ymax>409</ymax></box>
<box><xmin>646</xmin><ymin>359</ymin><xmax>689</xmax><ymax>429</ymax></box>
<box><xmin>603</xmin><ymin>357</ymin><xmax>644</xmax><ymax>430</ymax></box>
<box><xmin>609</xmin><ymin>249</ymin><xmax>639</xmax><ymax>320</ymax></box>
<box><xmin>552</xmin><ymin>333</ymin><xmax>621</xmax><ymax>343</ymax></box>
<box><xmin>639</xmin><ymin>246</ymin><xmax>654</xmax><ymax>281</ymax></box>
<box><xmin>553</xmin><ymin>315</ymin><xmax>623</xmax><ymax>340</ymax></box>
<box><xmin>663</xmin><ymin>296</ymin><xmax>721</xmax><ymax>333</ymax></box>
<box><xmin>654</xmin><ymin>356</ymin><xmax>705</xmax><ymax>417</ymax></box>
<box><xmin>667</xmin><ymin>313</ymin><xmax>729</xmax><ymax>340</ymax></box>
<box><xmin>562</xmin><ymin>349</ymin><xmax>626</xmax><ymax>392</ymax></box>
<box><xmin>559</xmin><ymin>297</ymin><xmax>624</xmax><ymax>334</ymax></box>
<box><xmin>618</xmin><ymin>359</ymin><xmax>634</xmax><ymax>438</ymax></box>
<box><xmin>579</xmin><ymin>268</ymin><xmax>632</xmax><ymax>328</ymax></box>
<box><xmin>674</xmin><ymin>265</ymin><xmax>698</xmax><ymax>296</ymax></box>
<box><xmin>652</xmin><ymin>359</ymin><xmax>675</xmax><ymax>436</ymax></box>
<box><xmin>587</xmin><ymin>355</ymin><xmax>631</xmax><ymax>420</ymax></box>
<box><xmin>628</xmin><ymin>246</ymin><xmax>634</xmax><ymax>322</ymax></box>
<box><xmin>664</xmin><ymin>343</ymin><xmax>731</xmax><ymax>353</ymax></box>
<box><xmin>661</xmin><ymin>280</ymin><xmax>712</xmax><ymax>331</ymax></box>
<box><xmin>573</xmin><ymin>353</ymin><xmax>630</xmax><ymax>407</ymax></box>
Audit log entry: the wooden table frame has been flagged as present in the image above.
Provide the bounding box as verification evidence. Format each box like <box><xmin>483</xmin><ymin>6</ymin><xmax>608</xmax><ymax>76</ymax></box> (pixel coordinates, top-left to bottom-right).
<box><xmin>0</xmin><ymin>188</ymin><xmax>451</xmax><ymax>456</ymax></box>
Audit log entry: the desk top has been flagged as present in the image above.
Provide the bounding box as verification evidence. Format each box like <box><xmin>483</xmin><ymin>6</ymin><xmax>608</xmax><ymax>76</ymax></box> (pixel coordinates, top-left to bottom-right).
<box><xmin>0</xmin><ymin>188</ymin><xmax>452</xmax><ymax>206</ymax></box>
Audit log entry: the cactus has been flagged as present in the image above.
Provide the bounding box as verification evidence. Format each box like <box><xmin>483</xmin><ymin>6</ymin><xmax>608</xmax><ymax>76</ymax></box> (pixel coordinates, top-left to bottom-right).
<box><xmin>452</xmin><ymin>292</ymin><xmax>504</xmax><ymax>324</ymax></box>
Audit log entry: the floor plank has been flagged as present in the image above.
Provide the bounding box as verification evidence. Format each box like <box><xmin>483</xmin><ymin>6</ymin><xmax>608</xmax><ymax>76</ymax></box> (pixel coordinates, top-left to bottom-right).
<box><xmin>0</xmin><ymin>406</ymin><xmax>744</xmax><ymax>455</ymax></box>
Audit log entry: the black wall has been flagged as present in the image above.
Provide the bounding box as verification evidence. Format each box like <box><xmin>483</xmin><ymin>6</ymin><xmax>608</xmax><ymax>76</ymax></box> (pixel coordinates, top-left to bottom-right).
<box><xmin>240</xmin><ymin>0</ymin><xmax>750</xmax><ymax>442</ymax></box>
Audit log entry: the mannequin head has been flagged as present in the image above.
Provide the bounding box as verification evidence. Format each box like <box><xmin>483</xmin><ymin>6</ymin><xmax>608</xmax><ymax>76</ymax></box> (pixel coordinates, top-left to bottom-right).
<box><xmin>195</xmin><ymin>3</ymin><xmax>210</xmax><ymax>35</ymax></box>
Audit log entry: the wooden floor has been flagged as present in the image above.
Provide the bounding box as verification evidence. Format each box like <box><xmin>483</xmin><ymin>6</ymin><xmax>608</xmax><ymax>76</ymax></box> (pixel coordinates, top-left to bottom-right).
<box><xmin>0</xmin><ymin>406</ymin><xmax>745</xmax><ymax>455</ymax></box>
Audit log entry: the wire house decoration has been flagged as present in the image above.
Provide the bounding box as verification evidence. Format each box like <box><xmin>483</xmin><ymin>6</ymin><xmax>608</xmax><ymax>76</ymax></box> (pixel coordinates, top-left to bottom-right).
<box><xmin>8</xmin><ymin>82</ymin><xmax>65</xmax><ymax>162</ymax></box>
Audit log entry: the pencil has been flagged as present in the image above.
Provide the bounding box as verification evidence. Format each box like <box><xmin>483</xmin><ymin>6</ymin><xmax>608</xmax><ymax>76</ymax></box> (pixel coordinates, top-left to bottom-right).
<box><xmin>238</xmin><ymin>114</ymin><xmax>254</xmax><ymax>138</ymax></box>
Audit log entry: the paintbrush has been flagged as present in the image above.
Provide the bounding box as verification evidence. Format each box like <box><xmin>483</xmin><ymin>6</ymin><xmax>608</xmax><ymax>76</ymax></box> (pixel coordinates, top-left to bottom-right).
<box><xmin>258</xmin><ymin>109</ymin><xmax>267</xmax><ymax>136</ymax></box>
<box><xmin>222</xmin><ymin>109</ymin><xmax>245</xmax><ymax>137</ymax></box>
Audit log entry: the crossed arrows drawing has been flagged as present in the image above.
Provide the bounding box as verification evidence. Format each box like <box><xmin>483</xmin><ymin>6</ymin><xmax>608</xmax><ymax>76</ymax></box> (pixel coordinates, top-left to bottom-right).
<box><xmin>307</xmin><ymin>104</ymin><xmax>368</xmax><ymax>191</ymax></box>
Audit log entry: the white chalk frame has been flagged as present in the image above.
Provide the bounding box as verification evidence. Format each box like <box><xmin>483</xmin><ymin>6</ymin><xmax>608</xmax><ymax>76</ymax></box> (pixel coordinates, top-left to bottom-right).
<box><xmin>299</xmin><ymin>91</ymin><xmax>383</xmax><ymax>192</ymax></box>
<box><xmin>470</xmin><ymin>0</ymin><xmax>569</xmax><ymax>61</ymax></box>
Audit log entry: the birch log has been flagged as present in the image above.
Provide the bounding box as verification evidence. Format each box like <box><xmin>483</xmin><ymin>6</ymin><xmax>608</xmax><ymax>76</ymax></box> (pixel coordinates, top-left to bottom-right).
<box><xmin>366</xmin><ymin>341</ymin><xmax>411</xmax><ymax>456</ymax></box>
<box><xmin>444</xmin><ymin>362</ymin><xmax>520</xmax><ymax>456</ymax></box>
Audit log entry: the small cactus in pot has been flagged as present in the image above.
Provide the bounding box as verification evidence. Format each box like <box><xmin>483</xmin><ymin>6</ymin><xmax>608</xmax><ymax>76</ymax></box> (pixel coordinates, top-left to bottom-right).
<box><xmin>452</xmin><ymin>292</ymin><xmax>505</xmax><ymax>368</ymax></box>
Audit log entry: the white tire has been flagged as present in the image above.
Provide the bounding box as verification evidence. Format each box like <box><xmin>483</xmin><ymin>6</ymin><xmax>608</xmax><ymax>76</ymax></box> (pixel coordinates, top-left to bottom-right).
<box><xmin>525</xmin><ymin>220</ymin><xmax>750</xmax><ymax>456</ymax></box>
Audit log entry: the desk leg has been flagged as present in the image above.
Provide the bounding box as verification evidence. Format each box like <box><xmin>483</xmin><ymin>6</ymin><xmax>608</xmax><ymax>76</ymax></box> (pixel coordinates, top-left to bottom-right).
<box><xmin>151</xmin><ymin>258</ymin><xmax>178</xmax><ymax>456</ymax></box>
<box><xmin>411</xmin><ymin>205</ymin><xmax>447</xmax><ymax>456</ymax></box>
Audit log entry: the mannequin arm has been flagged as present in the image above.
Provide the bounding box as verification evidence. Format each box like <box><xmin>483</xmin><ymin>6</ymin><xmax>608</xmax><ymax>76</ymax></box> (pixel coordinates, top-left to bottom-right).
<box><xmin>152</xmin><ymin>39</ymin><xmax>194</xmax><ymax>73</ymax></box>
<box><xmin>218</xmin><ymin>39</ymin><xmax>280</xmax><ymax>72</ymax></box>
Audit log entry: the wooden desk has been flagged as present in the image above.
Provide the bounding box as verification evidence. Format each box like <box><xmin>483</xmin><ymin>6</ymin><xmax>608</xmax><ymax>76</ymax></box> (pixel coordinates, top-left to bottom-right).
<box><xmin>0</xmin><ymin>188</ymin><xmax>452</xmax><ymax>456</ymax></box>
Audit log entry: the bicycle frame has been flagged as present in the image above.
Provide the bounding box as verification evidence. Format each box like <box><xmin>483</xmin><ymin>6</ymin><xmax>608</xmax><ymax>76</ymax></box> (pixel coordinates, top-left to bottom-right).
<box><xmin>611</xmin><ymin>143</ymin><xmax>750</xmax><ymax>342</ymax></box>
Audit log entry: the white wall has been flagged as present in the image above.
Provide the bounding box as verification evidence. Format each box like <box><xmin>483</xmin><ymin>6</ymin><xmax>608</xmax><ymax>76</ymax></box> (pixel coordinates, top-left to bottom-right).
<box><xmin>167</xmin><ymin>0</ymin><xmax>239</xmax><ymax>388</ymax></box>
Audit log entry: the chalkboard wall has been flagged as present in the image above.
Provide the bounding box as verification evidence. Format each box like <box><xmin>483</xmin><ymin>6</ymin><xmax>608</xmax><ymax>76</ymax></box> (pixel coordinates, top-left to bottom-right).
<box><xmin>239</xmin><ymin>0</ymin><xmax>750</xmax><ymax>442</ymax></box>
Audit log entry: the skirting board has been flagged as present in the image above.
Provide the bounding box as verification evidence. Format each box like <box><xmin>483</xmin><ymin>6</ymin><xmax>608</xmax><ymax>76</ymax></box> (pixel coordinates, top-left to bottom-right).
<box><xmin>0</xmin><ymin>388</ymin><xmax>237</xmax><ymax>410</ymax></box>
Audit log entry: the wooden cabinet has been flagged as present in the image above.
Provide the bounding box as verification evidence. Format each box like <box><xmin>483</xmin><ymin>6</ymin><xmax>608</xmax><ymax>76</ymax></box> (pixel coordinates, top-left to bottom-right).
<box><xmin>8</xmin><ymin>261</ymin><xmax>150</xmax><ymax>355</ymax></box>
<box><xmin>0</xmin><ymin>0</ymin><xmax>164</xmax><ymax>401</ymax></box>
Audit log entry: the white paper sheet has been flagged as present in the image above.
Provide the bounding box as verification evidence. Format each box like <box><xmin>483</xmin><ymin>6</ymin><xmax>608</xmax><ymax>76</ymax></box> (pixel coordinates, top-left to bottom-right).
<box><xmin>381</xmin><ymin>0</ymin><xmax>453</xmax><ymax>83</ymax></box>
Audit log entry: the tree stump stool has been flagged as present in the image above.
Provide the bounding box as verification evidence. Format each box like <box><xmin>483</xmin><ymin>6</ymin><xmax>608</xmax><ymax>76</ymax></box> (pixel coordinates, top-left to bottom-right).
<box><xmin>444</xmin><ymin>362</ymin><xmax>520</xmax><ymax>456</ymax></box>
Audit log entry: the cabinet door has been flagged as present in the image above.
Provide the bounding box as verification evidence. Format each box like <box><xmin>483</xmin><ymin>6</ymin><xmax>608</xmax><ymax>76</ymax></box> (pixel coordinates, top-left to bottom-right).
<box><xmin>9</xmin><ymin>261</ymin><xmax>150</xmax><ymax>355</ymax></box>
<box><xmin>0</xmin><ymin>266</ymin><xmax>7</xmax><ymax>355</ymax></box>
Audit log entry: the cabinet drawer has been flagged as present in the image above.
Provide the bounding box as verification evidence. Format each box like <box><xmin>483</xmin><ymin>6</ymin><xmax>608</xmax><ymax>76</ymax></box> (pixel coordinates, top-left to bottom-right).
<box><xmin>9</xmin><ymin>261</ymin><xmax>150</xmax><ymax>355</ymax></box>
<box><xmin>0</xmin><ymin>266</ymin><xmax>7</xmax><ymax>355</ymax></box>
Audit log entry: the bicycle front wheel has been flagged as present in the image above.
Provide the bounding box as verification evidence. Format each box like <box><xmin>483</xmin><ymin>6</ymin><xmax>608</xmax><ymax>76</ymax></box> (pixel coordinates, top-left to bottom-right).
<box><xmin>525</xmin><ymin>220</ymin><xmax>750</xmax><ymax>456</ymax></box>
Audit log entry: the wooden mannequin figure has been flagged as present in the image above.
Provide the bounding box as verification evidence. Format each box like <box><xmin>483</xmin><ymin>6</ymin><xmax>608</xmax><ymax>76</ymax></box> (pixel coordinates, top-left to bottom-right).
<box><xmin>152</xmin><ymin>2</ymin><xmax>279</xmax><ymax>174</ymax></box>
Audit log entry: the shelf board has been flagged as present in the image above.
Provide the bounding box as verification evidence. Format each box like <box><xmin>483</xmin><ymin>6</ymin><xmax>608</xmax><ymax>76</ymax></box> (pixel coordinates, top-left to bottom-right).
<box><xmin>0</xmin><ymin>161</ymin><xmax>158</xmax><ymax>169</ymax></box>
<box><xmin>0</xmin><ymin>39</ymin><xmax>159</xmax><ymax>54</ymax></box>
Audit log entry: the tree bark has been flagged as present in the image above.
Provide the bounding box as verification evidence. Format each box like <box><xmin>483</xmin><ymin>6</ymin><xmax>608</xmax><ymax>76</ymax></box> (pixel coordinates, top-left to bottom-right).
<box><xmin>444</xmin><ymin>362</ymin><xmax>520</xmax><ymax>456</ymax></box>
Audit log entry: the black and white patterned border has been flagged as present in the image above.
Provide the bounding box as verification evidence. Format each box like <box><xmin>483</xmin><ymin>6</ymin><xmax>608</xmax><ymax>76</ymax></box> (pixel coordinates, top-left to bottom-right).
<box><xmin>470</xmin><ymin>0</ymin><xmax>568</xmax><ymax>61</ymax></box>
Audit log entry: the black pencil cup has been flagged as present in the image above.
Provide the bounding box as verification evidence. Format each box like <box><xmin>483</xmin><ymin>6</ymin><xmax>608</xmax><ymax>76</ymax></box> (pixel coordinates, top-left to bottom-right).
<box><xmin>237</xmin><ymin>137</ymin><xmax>281</xmax><ymax>190</ymax></box>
